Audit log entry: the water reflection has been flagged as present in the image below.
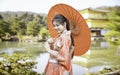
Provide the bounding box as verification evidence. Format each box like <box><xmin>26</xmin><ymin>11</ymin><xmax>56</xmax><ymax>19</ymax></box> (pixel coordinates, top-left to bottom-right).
<box><xmin>90</xmin><ymin>40</ymin><xmax>109</xmax><ymax>49</ymax></box>
<box><xmin>0</xmin><ymin>42</ymin><xmax>45</xmax><ymax>56</ymax></box>
<box><xmin>0</xmin><ymin>40</ymin><xmax>110</xmax><ymax>55</ymax></box>
<box><xmin>33</xmin><ymin>53</ymin><xmax>49</xmax><ymax>73</ymax></box>
<box><xmin>0</xmin><ymin>41</ymin><xmax>112</xmax><ymax>75</ymax></box>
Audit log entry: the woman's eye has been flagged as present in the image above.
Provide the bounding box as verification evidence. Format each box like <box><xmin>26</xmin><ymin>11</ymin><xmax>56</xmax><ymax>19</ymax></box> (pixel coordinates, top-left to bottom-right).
<box><xmin>56</xmin><ymin>24</ymin><xmax>59</xmax><ymax>27</ymax></box>
<box><xmin>54</xmin><ymin>24</ymin><xmax>59</xmax><ymax>27</ymax></box>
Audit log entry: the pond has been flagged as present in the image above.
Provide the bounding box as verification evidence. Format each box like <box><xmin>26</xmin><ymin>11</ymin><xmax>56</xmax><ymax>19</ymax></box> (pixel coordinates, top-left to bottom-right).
<box><xmin>0</xmin><ymin>41</ymin><xmax>45</xmax><ymax>56</ymax></box>
<box><xmin>0</xmin><ymin>41</ymin><xmax>119</xmax><ymax>75</ymax></box>
<box><xmin>0</xmin><ymin>40</ymin><xmax>110</xmax><ymax>55</ymax></box>
<box><xmin>90</xmin><ymin>40</ymin><xmax>109</xmax><ymax>49</ymax></box>
<box><xmin>0</xmin><ymin>41</ymin><xmax>88</xmax><ymax>75</ymax></box>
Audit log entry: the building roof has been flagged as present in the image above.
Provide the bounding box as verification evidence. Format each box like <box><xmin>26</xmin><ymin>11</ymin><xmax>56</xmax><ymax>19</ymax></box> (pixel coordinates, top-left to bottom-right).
<box><xmin>79</xmin><ymin>8</ymin><xmax>110</xmax><ymax>13</ymax></box>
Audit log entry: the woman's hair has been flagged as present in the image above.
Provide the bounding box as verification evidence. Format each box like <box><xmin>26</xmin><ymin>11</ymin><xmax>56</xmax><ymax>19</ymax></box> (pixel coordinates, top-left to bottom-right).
<box><xmin>52</xmin><ymin>14</ymin><xmax>74</xmax><ymax>46</ymax></box>
<box><xmin>52</xmin><ymin>14</ymin><xmax>70</xmax><ymax>30</ymax></box>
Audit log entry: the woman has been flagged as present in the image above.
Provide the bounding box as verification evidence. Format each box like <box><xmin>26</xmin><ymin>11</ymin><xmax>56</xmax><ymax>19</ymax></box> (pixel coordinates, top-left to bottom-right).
<box><xmin>44</xmin><ymin>14</ymin><xmax>74</xmax><ymax>75</ymax></box>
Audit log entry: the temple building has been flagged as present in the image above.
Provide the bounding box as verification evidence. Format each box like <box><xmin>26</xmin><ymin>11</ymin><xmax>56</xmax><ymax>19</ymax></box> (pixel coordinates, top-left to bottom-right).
<box><xmin>79</xmin><ymin>8</ymin><xmax>110</xmax><ymax>40</ymax></box>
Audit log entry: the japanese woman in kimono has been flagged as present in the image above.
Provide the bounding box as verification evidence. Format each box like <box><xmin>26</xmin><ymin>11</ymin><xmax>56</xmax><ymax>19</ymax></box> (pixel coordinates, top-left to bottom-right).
<box><xmin>44</xmin><ymin>14</ymin><xmax>74</xmax><ymax>75</ymax></box>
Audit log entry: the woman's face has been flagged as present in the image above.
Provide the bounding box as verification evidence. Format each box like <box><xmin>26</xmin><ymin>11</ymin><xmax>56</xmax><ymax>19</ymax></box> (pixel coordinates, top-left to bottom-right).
<box><xmin>53</xmin><ymin>21</ymin><xmax>66</xmax><ymax>33</ymax></box>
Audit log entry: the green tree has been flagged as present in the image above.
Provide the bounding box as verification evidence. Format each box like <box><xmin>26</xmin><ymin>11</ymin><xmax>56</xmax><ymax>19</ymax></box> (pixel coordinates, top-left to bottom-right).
<box><xmin>0</xmin><ymin>20</ymin><xmax>10</xmax><ymax>37</ymax></box>
<box><xmin>26</xmin><ymin>20</ymin><xmax>40</xmax><ymax>36</ymax></box>
<box><xmin>10</xmin><ymin>18</ymin><xmax>26</xmax><ymax>35</ymax></box>
<box><xmin>0</xmin><ymin>15</ymin><xmax>3</xmax><ymax>20</ymax></box>
<box><xmin>34</xmin><ymin>15</ymin><xmax>47</xmax><ymax>26</ymax></box>
<box><xmin>105</xmin><ymin>7</ymin><xmax>120</xmax><ymax>45</ymax></box>
<box><xmin>19</xmin><ymin>13</ymin><xmax>34</xmax><ymax>24</ymax></box>
<box><xmin>39</xmin><ymin>27</ymin><xmax>50</xmax><ymax>40</ymax></box>
<box><xmin>19</xmin><ymin>12</ymin><xmax>29</xmax><ymax>23</ymax></box>
<box><xmin>27</xmin><ymin>14</ymin><xmax>34</xmax><ymax>21</ymax></box>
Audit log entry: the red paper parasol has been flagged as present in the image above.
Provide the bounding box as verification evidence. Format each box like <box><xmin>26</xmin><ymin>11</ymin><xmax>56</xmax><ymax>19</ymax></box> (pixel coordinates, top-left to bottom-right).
<box><xmin>47</xmin><ymin>3</ymin><xmax>91</xmax><ymax>56</ymax></box>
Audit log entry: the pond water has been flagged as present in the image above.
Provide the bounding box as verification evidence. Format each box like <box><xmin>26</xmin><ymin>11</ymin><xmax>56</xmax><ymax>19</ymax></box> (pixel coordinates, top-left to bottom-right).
<box><xmin>0</xmin><ymin>42</ymin><xmax>45</xmax><ymax>56</ymax></box>
<box><xmin>0</xmin><ymin>40</ymin><xmax>109</xmax><ymax>55</ymax></box>
<box><xmin>90</xmin><ymin>40</ymin><xmax>109</xmax><ymax>49</ymax></box>
<box><xmin>0</xmin><ymin>41</ymin><xmax>89</xmax><ymax>75</ymax></box>
<box><xmin>0</xmin><ymin>41</ymin><xmax>112</xmax><ymax>75</ymax></box>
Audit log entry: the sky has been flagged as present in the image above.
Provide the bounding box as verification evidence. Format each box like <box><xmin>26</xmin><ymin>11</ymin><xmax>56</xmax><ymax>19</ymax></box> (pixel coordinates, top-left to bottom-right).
<box><xmin>0</xmin><ymin>0</ymin><xmax>120</xmax><ymax>14</ymax></box>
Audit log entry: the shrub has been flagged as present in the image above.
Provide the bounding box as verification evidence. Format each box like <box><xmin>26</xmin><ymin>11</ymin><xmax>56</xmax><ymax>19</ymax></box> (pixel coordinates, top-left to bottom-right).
<box><xmin>0</xmin><ymin>53</ymin><xmax>41</xmax><ymax>75</ymax></box>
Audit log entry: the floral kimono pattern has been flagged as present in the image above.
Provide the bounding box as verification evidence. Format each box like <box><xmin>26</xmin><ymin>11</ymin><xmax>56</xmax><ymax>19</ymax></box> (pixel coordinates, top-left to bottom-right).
<box><xmin>45</xmin><ymin>30</ymin><xmax>73</xmax><ymax>75</ymax></box>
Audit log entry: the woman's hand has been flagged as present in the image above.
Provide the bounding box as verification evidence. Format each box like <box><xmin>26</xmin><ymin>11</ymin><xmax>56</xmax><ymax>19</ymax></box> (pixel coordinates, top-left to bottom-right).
<box><xmin>70</xmin><ymin>46</ymin><xmax>74</xmax><ymax>57</ymax></box>
<box><xmin>46</xmin><ymin>37</ymin><xmax>54</xmax><ymax>44</ymax></box>
<box><xmin>44</xmin><ymin>41</ymin><xmax>58</xmax><ymax>57</ymax></box>
<box><xmin>44</xmin><ymin>41</ymin><xmax>51</xmax><ymax>52</ymax></box>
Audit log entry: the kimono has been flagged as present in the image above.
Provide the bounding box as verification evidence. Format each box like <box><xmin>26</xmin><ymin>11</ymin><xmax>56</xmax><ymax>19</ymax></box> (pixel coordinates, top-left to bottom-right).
<box><xmin>45</xmin><ymin>30</ymin><xmax>73</xmax><ymax>75</ymax></box>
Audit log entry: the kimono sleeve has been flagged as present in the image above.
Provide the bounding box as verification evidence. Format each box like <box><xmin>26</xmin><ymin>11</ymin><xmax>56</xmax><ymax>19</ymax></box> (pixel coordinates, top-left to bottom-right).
<box><xmin>58</xmin><ymin>34</ymin><xmax>71</xmax><ymax>70</ymax></box>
